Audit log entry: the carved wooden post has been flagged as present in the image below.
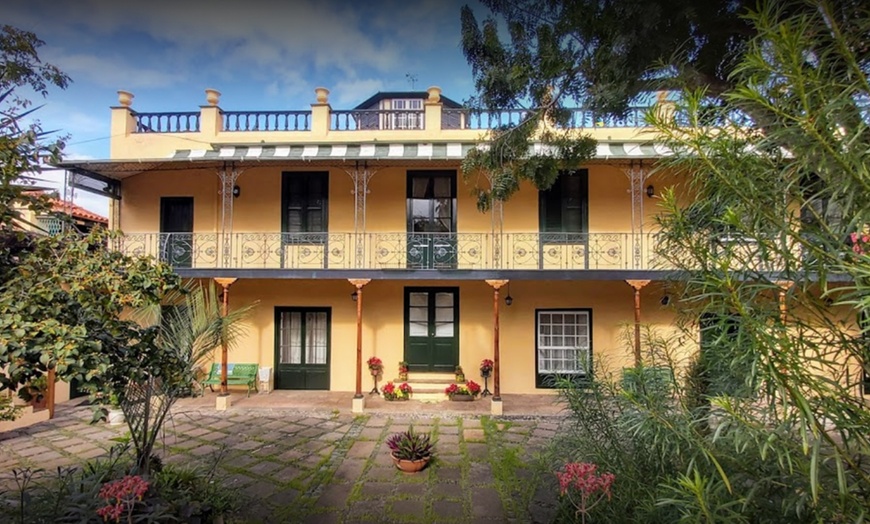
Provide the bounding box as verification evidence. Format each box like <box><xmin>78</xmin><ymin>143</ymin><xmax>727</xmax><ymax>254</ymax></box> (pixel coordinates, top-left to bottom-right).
<box><xmin>625</xmin><ymin>280</ymin><xmax>650</xmax><ymax>366</ymax></box>
<box><xmin>776</xmin><ymin>281</ymin><xmax>792</xmax><ymax>323</ymax></box>
<box><xmin>349</xmin><ymin>279</ymin><xmax>371</xmax><ymax>398</ymax></box>
<box><xmin>485</xmin><ymin>280</ymin><xmax>508</xmax><ymax>401</ymax></box>
<box><xmin>214</xmin><ymin>278</ymin><xmax>237</xmax><ymax>396</ymax></box>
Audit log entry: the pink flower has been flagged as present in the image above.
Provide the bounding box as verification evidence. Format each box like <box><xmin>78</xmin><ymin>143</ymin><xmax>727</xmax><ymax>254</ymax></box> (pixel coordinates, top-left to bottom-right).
<box><xmin>555</xmin><ymin>462</ymin><xmax>615</xmax><ymax>520</ymax></box>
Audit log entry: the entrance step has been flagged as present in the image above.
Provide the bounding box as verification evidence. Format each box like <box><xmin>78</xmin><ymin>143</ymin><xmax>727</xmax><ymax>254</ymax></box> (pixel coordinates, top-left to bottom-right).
<box><xmin>392</xmin><ymin>372</ymin><xmax>461</xmax><ymax>403</ymax></box>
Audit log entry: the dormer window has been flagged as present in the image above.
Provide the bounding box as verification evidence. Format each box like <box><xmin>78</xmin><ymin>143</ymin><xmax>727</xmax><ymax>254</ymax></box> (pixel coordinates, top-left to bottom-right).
<box><xmin>385</xmin><ymin>99</ymin><xmax>423</xmax><ymax>129</ymax></box>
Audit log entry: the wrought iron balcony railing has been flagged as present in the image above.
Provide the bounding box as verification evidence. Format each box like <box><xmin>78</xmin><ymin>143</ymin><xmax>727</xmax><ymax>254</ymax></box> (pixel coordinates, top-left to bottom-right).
<box><xmin>111</xmin><ymin>232</ymin><xmax>666</xmax><ymax>272</ymax></box>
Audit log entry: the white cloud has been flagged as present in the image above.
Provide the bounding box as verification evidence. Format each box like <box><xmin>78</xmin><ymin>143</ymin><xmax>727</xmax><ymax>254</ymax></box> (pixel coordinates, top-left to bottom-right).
<box><xmin>332</xmin><ymin>78</ymin><xmax>385</xmax><ymax>106</ymax></box>
<box><xmin>42</xmin><ymin>50</ymin><xmax>180</xmax><ymax>89</ymax></box>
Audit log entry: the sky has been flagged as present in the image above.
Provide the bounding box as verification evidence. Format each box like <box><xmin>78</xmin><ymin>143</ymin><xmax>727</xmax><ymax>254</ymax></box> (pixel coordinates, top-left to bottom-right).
<box><xmin>6</xmin><ymin>0</ymin><xmax>488</xmax><ymax>217</ymax></box>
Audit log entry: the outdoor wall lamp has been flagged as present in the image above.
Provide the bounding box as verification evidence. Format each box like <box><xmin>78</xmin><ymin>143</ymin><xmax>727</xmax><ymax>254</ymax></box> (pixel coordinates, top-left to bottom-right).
<box><xmin>232</xmin><ymin>185</ymin><xmax>241</xmax><ymax>198</ymax></box>
<box><xmin>351</xmin><ymin>290</ymin><xmax>359</xmax><ymax>301</ymax></box>
<box><xmin>646</xmin><ymin>185</ymin><xmax>655</xmax><ymax>198</ymax></box>
<box><xmin>505</xmin><ymin>283</ymin><xmax>513</xmax><ymax>306</ymax></box>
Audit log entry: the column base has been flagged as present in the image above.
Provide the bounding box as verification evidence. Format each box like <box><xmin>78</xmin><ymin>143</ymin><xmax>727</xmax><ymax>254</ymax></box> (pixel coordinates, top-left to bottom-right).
<box><xmin>352</xmin><ymin>396</ymin><xmax>366</xmax><ymax>414</ymax></box>
<box><xmin>490</xmin><ymin>398</ymin><xmax>503</xmax><ymax>416</ymax></box>
<box><xmin>216</xmin><ymin>394</ymin><xmax>232</xmax><ymax>411</ymax></box>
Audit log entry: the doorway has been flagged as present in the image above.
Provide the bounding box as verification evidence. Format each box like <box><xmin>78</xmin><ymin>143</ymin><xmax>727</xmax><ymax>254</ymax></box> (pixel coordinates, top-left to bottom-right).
<box><xmin>404</xmin><ymin>288</ymin><xmax>459</xmax><ymax>372</ymax></box>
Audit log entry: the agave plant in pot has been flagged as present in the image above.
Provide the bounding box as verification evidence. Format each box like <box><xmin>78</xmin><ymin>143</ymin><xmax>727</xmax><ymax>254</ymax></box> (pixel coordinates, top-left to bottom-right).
<box><xmin>386</xmin><ymin>427</ymin><xmax>434</xmax><ymax>473</ymax></box>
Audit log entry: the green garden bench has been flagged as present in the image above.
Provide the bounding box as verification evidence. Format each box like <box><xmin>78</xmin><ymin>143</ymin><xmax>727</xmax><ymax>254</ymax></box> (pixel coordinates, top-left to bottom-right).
<box><xmin>202</xmin><ymin>363</ymin><xmax>259</xmax><ymax>397</ymax></box>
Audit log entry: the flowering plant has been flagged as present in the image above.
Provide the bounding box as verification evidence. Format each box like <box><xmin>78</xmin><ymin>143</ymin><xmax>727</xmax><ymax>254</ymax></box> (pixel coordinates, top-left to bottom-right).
<box><xmin>850</xmin><ymin>231</ymin><xmax>870</xmax><ymax>255</ymax></box>
<box><xmin>383</xmin><ymin>382</ymin><xmax>413</xmax><ymax>401</ymax></box>
<box><xmin>96</xmin><ymin>474</ymin><xmax>150</xmax><ymax>522</ymax></box>
<box><xmin>398</xmin><ymin>361</ymin><xmax>409</xmax><ymax>380</ymax></box>
<box><xmin>445</xmin><ymin>381</ymin><xmax>481</xmax><ymax>397</ymax></box>
<box><xmin>367</xmin><ymin>356</ymin><xmax>383</xmax><ymax>376</ymax></box>
<box><xmin>555</xmin><ymin>462</ymin><xmax>615</xmax><ymax>523</ymax></box>
<box><xmin>480</xmin><ymin>359</ymin><xmax>494</xmax><ymax>377</ymax></box>
<box><xmin>455</xmin><ymin>365</ymin><xmax>465</xmax><ymax>381</ymax></box>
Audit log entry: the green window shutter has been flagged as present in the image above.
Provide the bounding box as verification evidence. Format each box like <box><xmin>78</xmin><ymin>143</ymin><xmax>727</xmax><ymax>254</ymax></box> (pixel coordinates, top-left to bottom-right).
<box><xmin>282</xmin><ymin>172</ymin><xmax>328</xmax><ymax>233</ymax></box>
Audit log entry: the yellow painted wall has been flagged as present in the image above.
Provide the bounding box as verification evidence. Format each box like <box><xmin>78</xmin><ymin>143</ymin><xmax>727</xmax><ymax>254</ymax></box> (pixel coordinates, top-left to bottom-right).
<box><xmin>119</xmin><ymin>164</ymin><xmax>681</xmax><ymax>236</ymax></box>
<box><xmin>214</xmin><ymin>278</ymin><xmax>686</xmax><ymax>395</ymax></box>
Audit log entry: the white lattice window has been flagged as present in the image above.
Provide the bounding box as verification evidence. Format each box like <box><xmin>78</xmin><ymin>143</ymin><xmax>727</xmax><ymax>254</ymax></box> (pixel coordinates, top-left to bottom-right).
<box><xmin>537</xmin><ymin>310</ymin><xmax>590</xmax><ymax>375</ymax></box>
<box><xmin>390</xmin><ymin>99</ymin><xmax>423</xmax><ymax>129</ymax></box>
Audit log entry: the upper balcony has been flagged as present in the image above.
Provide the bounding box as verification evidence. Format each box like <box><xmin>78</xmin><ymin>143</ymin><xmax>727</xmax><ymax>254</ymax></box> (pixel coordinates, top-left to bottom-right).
<box><xmin>108</xmin><ymin>87</ymin><xmax>666</xmax><ymax>160</ymax></box>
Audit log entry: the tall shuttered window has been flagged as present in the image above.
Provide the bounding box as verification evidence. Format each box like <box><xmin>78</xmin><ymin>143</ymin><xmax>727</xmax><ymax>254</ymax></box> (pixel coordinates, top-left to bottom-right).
<box><xmin>281</xmin><ymin>172</ymin><xmax>328</xmax><ymax>236</ymax></box>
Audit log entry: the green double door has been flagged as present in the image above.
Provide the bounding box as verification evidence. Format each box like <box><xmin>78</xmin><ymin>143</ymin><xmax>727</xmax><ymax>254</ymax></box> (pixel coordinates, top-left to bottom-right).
<box><xmin>274</xmin><ymin>308</ymin><xmax>330</xmax><ymax>390</ymax></box>
<box><xmin>404</xmin><ymin>288</ymin><xmax>459</xmax><ymax>372</ymax></box>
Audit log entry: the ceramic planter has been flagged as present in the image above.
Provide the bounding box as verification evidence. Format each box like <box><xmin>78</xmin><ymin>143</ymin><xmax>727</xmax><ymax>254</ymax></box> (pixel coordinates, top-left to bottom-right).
<box><xmin>391</xmin><ymin>453</ymin><xmax>430</xmax><ymax>473</ymax></box>
<box><xmin>107</xmin><ymin>407</ymin><xmax>125</xmax><ymax>426</ymax></box>
<box><xmin>450</xmin><ymin>394</ymin><xmax>475</xmax><ymax>402</ymax></box>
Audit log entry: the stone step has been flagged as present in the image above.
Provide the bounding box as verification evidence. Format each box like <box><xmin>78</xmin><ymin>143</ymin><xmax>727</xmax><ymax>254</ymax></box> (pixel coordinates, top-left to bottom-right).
<box><xmin>407</xmin><ymin>372</ymin><xmax>456</xmax><ymax>382</ymax></box>
<box><xmin>411</xmin><ymin>391</ymin><xmax>448</xmax><ymax>403</ymax></box>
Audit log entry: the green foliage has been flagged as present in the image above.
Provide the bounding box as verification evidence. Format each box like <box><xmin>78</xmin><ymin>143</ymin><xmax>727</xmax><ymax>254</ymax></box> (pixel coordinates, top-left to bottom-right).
<box><xmin>0</xmin><ymin>446</ymin><xmax>240</xmax><ymax>523</ymax></box>
<box><xmin>551</xmin><ymin>324</ymin><xmax>870</xmax><ymax>523</ymax></box>
<box><xmin>385</xmin><ymin>427</ymin><xmax>435</xmax><ymax>461</ymax></box>
<box><xmin>0</xmin><ymin>393</ymin><xmax>21</xmax><ymax>421</ymax></box>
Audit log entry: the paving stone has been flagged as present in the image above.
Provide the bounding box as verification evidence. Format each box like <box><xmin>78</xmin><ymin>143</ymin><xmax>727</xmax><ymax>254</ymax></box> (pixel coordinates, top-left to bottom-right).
<box><xmin>391</xmin><ymin>498</ymin><xmax>426</xmax><ymax>519</ymax></box>
<box><xmin>463</xmin><ymin>419</ymin><xmax>482</xmax><ymax>428</ymax></box>
<box><xmin>438</xmin><ymin>434</ymin><xmax>460</xmax><ymax>445</ymax></box>
<box><xmin>249</xmin><ymin>460</ymin><xmax>282</xmax><ymax>476</ymax></box>
<box><xmin>277</xmin><ymin>448</ymin><xmax>306</xmax><ymax>462</ymax></box>
<box><xmin>243</xmin><ymin>480</ymin><xmax>276</xmax><ymax>498</ymax></box>
<box><xmin>266</xmin><ymin>487</ymin><xmax>300</xmax><ymax>506</ymax></box>
<box><xmin>469</xmin><ymin>463</ymin><xmax>494</xmax><ymax>485</ymax></box>
<box><xmin>439</xmin><ymin>425</ymin><xmax>460</xmax><ymax>434</ymax></box>
<box><xmin>233</xmin><ymin>440</ymin><xmax>262</xmax><ymax>451</ymax></box>
<box><xmin>358</xmin><ymin>427</ymin><xmax>383</xmax><ymax>440</ymax></box>
<box><xmin>298</xmin><ymin>427</ymin><xmax>325</xmax><ymax>438</ymax></box>
<box><xmin>432</xmin><ymin>481</ymin><xmax>464</xmax><ymax>499</ymax></box>
<box><xmin>472</xmin><ymin>487</ymin><xmax>505</xmax><ymax>519</ymax></box>
<box><xmin>17</xmin><ymin>446</ymin><xmax>52</xmax><ymax>457</ymax></box>
<box><xmin>332</xmin><ymin>458</ymin><xmax>365</xmax><ymax>483</ymax></box>
<box><xmin>434</xmin><ymin>466</ymin><xmax>462</xmax><ymax>482</ymax></box>
<box><xmin>316</xmin><ymin>483</ymin><xmax>353</xmax><ymax>507</ymax></box>
<box><xmin>183</xmin><ymin>427</ymin><xmax>211</xmax><ymax>437</ymax></box>
<box><xmin>189</xmin><ymin>444</ymin><xmax>220</xmax><ymax>457</ymax></box>
<box><xmin>466</xmin><ymin>443</ymin><xmax>489</xmax><ymax>460</ymax></box>
<box><xmin>301</xmin><ymin>511</ymin><xmax>340</xmax><ymax>524</ymax></box>
<box><xmin>432</xmin><ymin>500</ymin><xmax>465</xmax><ymax>520</ymax></box>
<box><xmin>225</xmin><ymin>452</ymin><xmax>259</xmax><ymax>468</ymax></box>
<box><xmin>366</xmin><ymin>417</ymin><xmax>388</xmax><ymax>427</ymax></box>
<box><xmin>366</xmin><ymin>466</ymin><xmax>398</xmax><ymax>481</ymax></box>
<box><xmin>464</xmin><ymin>429</ymin><xmax>486</xmax><ymax>442</ymax></box>
<box><xmin>347</xmin><ymin>440</ymin><xmax>376</xmax><ymax>459</ymax></box>
<box><xmin>359</xmin><ymin>481</ymin><xmax>394</xmax><ymax>498</ymax></box>
<box><xmin>272</xmin><ymin>465</ymin><xmax>302</xmax><ymax>482</ymax></box>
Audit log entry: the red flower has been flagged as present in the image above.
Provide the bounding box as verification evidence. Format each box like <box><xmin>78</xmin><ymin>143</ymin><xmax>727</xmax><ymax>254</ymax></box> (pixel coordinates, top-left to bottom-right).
<box><xmin>382</xmin><ymin>382</ymin><xmax>396</xmax><ymax>395</ymax></box>
<box><xmin>466</xmin><ymin>381</ymin><xmax>481</xmax><ymax>394</ymax></box>
<box><xmin>554</xmin><ymin>462</ymin><xmax>615</xmax><ymax>519</ymax></box>
<box><xmin>399</xmin><ymin>382</ymin><xmax>412</xmax><ymax>394</ymax></box>
<box><xmin>444</xmin><ymin>383</ymin><xmax>459</xmax><ymax>395</ymax></box>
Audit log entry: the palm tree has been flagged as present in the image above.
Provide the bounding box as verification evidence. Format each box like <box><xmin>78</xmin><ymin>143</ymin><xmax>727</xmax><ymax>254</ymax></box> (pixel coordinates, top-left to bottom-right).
<box><xmin>124</xmin><ymin>282</ymin><xmax>255</xmax><ymax>474</ymax></box>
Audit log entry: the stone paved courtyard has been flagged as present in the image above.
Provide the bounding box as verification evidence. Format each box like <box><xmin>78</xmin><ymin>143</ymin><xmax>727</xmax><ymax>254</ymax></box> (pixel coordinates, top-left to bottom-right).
<box><xmin>0</xmin><ymin>400</ymin><xmax>567</xmax><ymax>523</ymax></box>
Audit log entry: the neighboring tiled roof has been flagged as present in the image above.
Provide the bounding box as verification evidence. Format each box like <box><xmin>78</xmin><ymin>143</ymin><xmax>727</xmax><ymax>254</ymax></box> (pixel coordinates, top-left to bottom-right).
<box><xmin>23</xmin><ymin>191</ymin><xmax>108</xmax><ymax>224</ymax></box>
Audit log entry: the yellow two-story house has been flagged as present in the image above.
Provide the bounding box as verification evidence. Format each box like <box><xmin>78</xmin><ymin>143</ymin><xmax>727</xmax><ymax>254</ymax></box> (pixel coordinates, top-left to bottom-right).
<box><xmin>59</xmin><ymin>86</ymin><xmax>688</xmax><ymax>411</ymax></box>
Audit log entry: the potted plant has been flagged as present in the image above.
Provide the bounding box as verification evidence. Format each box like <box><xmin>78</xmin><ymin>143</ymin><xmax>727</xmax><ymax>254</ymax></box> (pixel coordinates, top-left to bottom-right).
<box><xmin>398</xmin><ymin>361</ymin><xmax>409</xmax><ymax>381</ymax></box>
<box><xmin>386</xmin><ymin>427</ymin><xmax>434</xmax><ymax>473</ymax></box>
<box><xmin>383</xmin><ymin>382</ymin><xmax>413</xmax><ymax>401</ymax></box>
<box><xmin>480</xmin><ymin>359</ymin><xmax>494</xmax><ymax>378</ymax></box>
<box><xmin>445</xmin><ymin>381</ymin><xmax>481</xmax><ymax>401</ymax></box>
<box><xmin>104</xmin><ymin>391</ymin><xmax>125</xmax><ymax>426</ymax></box>
<box><xmin>367</xmin><ymin>356</ymin><xmax>384</xmax><ymax>395</ymax></box>
<box><xmin>455</xmin><ymin>365</ymin><xmax>465</xmax><ymax>382</ymax></box>
<box><xmin>17</xmin><ymin>375</ymin><xmax>48</xmax><ymax>410</ymax></box>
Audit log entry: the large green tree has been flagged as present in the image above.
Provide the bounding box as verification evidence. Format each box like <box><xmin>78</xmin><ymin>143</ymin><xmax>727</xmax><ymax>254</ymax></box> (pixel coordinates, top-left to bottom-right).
<box><xmin>547</xmin><ymin>2</ymin><xmax>870</xmax><ymax>521</ymax></box>
<box><xmin>0</xmin><ymin>26</ymin><xmax>180</xmax><ymax>404</ymax></box>
<box><xmin>459</xmin><ymin>0</ymin><xmax>870</xmax><ymax>202</ymax></box>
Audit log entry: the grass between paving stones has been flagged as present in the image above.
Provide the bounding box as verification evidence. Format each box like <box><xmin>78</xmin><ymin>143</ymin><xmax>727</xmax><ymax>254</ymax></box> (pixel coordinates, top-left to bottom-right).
<box><xmin>480</xmin><ymin>416</ymin><xmax>542</xmax><ymax>520</ymax></box>
<box><xmin>271</xmin><ymin>414</ymin><xmax>369</xmax><ymax>522</ymax></box>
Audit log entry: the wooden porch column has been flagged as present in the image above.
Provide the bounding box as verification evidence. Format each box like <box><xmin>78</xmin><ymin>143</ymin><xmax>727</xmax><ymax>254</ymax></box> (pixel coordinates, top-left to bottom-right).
<box><xmin>485</xmin><ymin>280</ymin><xmax>508</xmax><ymax>400</ymax></box>
<box><xmin>214</xmin><ymin>277</ymin><xmax>237</xmax><ymax>396</ymax></box>
<box><xmin>46</xmin><ymin>367</ymin><xmax>56</xmax><ymax>419</ymax></box>
<box><xmin>349</xmin><ymin>279</ymin><xmax>371</xmax><ymax>398</ymax></box>
<box><xmin>776</xmin><ymin>281</ymin><xmax>792</xmax><ymax>323</ymax></box>
<box><xmin>625</xmin><ymin>280</ymin><xmax>650</xmax><ymax>366</ymax></box>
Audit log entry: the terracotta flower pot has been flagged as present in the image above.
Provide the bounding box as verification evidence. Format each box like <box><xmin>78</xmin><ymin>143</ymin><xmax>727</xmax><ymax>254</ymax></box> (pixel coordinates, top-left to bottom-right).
<box><xmin>391</xmin><ymin>452</ymin><xmax>430</xmax><ymax>473</ymax></box>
